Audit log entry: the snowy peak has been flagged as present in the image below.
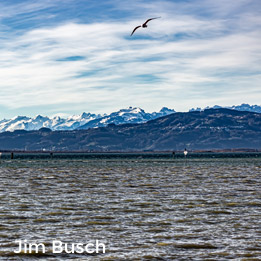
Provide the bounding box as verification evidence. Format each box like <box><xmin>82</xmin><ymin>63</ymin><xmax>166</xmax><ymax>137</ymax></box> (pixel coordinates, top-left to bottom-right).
<box><xmin>113</xmin><ymin>107</ymin><xmax>146</xmax><ymax>117</ymax></box>
<box><xmin>160</xmin><ymin>107</ymin><xmax>174</xmax><ymax>113</ymax></box>
<box><xmin>125</xmin><ymin>107</ymin><xmax>145</xmax><ymax>114</ymax></box>
<box><xmin>159</xmin><ymin>107</ymin><xmax>175</xmax><ymax>115</ymax></box>
<box><xmin>151</xmin><ymin>107</ymin><xmax>175</xmax><ymax>118</ymax></box>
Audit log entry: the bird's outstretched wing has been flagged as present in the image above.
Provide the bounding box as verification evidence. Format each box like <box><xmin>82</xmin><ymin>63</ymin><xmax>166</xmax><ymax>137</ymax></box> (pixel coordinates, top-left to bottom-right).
<box><xmin>130</xmin><ymin>25</ymin><xmax>141</xmax><ymax>36</ymax></box>
<box><xmin>143</xmin><ymin>17</ymin><xmax>161</xmax><ymax>26</ymax></box>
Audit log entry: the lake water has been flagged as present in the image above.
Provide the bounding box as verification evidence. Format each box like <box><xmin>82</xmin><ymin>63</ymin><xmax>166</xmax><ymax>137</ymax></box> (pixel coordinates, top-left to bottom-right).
<box><xmin>0</xmin><ymin>155</ymin><xmax>260</xmax><ymax>260</ymax></box>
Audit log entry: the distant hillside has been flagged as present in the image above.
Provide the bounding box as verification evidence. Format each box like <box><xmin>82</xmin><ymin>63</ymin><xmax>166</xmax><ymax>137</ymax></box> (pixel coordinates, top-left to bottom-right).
<box><xmin>0</xmin><ymin>108</ymin><xmax>260</xmax><ymax>151</ymax></box>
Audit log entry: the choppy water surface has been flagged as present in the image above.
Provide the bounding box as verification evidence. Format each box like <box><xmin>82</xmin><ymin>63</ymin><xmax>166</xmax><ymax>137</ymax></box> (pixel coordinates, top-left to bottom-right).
<box><xmin>0</xmin><ymin>156</ymin><xmax>260</xmax><ymax>260</ymax></box>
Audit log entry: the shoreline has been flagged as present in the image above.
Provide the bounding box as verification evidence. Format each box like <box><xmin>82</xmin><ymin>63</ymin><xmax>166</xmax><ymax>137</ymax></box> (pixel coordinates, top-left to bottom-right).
<box><xmin>0</xmin><ymin>150</ymin><xmax>261</xmax><ymax>159</ymax></box>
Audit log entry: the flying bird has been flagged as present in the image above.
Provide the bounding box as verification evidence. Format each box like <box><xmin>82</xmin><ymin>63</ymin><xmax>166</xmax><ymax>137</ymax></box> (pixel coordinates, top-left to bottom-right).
<box><xmin>130</xmin><ymin>17</ymin><xmax>161</xmax><ymax>36</ymax></box>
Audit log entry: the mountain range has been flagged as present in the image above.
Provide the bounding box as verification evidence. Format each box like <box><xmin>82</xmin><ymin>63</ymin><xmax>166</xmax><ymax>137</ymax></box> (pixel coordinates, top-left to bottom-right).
<box><xmin>190</xmin><ymin>104</ymin><xmax>261</xmax><ymax>113</ymax></box>
<box><xmin>0</xmin><ymin>107</ymin><xmax>174</xmax><ymax>133</ymax></box>
<box><xmin>0</xmin><ymin>108</ymin><xmax>260</xmax><ymax>151</ymax></box>
<box><xmin>0</xmin><ymin>104</ymin><xmax>260</xmax><ymax>133</ymax></box>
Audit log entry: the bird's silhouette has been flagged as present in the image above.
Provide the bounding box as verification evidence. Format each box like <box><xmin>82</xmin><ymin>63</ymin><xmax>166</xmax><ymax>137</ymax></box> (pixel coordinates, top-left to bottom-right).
<box><xmin>130</xmin><ymin>17</ymin><xmax>161</xmax><ymax>36</ymax></box>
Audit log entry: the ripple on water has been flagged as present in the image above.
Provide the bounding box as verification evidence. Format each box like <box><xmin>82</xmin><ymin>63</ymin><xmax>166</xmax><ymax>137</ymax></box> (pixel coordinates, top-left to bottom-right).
<box><xmin>0</xmin><ymin>157</ymin><xmax>260</xmax><ymax>260</ymax></box>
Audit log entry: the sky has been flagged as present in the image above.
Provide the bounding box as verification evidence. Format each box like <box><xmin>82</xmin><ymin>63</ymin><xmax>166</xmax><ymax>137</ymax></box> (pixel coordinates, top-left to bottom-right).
<box><xmin>0</xmin><ymin>0</ymin><xmax>260</xmax><ymax>118</ymax></box>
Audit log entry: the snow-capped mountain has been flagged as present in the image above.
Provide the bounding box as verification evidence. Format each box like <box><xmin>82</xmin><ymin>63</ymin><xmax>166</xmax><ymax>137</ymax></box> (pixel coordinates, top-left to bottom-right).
<box><xmin>77</xmin><ymin>107</ymin><xmax>175</xmax><ymax>130</ymax></box>
<box><xmin>230</xmin><ymin>104</ymin><xmax>261</xmax><ymax>113</ymax></box>
<box><xmin>0</xmin><ymin>107</ymin><xmax>175</xmax><ymax>133</ymax></box>
<box><xmin>0</xmin><ymin>113</ymin><xmax>101</xmax><ymax>132</ymax></box>
<box><xmin>189</xmin><ymin>103</ymin><xmax>261</xmax><ymax>114</ymax></box>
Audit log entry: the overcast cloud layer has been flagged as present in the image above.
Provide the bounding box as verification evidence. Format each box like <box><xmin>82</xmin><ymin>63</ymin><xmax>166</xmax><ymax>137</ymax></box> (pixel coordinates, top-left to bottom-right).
<box><xmin>0</xmin><ymin>0</ymin><xmax>260</xmax><ymax>118</ymax></box>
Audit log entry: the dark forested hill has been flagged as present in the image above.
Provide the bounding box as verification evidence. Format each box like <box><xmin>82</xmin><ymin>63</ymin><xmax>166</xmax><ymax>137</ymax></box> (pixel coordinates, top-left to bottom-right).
<box><xmin>0</xmin><ymin>109</ymin><xmax>260</xmax><ymax>151</ymax></box>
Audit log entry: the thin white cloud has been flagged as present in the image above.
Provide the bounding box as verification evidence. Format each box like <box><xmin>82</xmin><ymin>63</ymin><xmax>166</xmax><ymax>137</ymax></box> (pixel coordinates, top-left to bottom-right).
<box><xmin>0</xmin><ymin>0</ymin><xmax>58</xmax><ymax>19</ymax></box>
<box><xmin>0</xmin><ymin>0</ymin><xmax>260</xmax><ymax>117</ymax></box>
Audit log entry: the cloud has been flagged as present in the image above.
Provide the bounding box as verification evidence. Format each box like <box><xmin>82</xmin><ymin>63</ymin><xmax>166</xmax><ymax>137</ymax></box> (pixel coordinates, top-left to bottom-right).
<box><xmin>0</xmin><ymin>0</ymin><xmax>260</xmax><ymax>118</ymax></box>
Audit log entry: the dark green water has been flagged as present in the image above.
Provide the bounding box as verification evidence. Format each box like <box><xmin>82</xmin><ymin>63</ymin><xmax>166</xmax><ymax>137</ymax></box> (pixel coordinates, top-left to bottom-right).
<box><xmin>0</xmin><ymin>156</ymin><xmax>260</xmax><ymax>260</ymax></box>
